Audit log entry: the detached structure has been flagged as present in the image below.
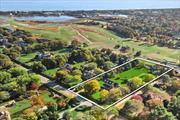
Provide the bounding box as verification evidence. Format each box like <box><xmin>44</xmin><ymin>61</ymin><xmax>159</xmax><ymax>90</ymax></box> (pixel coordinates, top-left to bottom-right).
<box><xmin>37</xmin><ymin>51</ymin><xmax>52</xmax><ymax>59</ymax></box>
<box><xmin>0</xmin><ymin>106</ymin><xmax>11</xmax><ymax>120</ymax></box>
<box><xmin>0</xmin><ymin>38</ymin><xmax>11</xmax><ymax>48</ymax></box>
<box><xmin>14</xmin><ymin>39</ymin><xmax>28</xmax><ymax>47</ymax></box>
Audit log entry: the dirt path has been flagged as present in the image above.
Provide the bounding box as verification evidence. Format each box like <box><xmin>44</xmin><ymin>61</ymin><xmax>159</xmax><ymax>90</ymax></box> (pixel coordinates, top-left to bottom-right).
<box><xmin>71</xmin><ymin>26</ymin><xmax>93</xmax><ymax>44</ymax></box>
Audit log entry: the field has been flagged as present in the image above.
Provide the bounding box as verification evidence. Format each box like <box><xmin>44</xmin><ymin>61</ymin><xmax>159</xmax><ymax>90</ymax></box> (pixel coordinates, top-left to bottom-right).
<box><xmin>3</xmin><ymin>18</ymin><xmax>179</xmax><ymax>63</ymax></box>
<box><xmin>7</xmin><ymin>90</ymin><xmax>56</xmax><ymax>115</ymax></box>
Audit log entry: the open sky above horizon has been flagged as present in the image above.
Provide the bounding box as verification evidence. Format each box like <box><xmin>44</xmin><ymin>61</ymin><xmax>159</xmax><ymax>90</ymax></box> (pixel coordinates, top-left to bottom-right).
<box><xmin>0</xmin><ymin>0</ymin><xmax>180</xmax><ymax>11</ymax></box>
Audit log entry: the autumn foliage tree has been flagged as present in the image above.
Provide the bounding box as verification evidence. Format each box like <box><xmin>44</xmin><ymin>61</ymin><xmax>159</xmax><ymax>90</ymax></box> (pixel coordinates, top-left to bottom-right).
<box><xmin>30</xmin><ymin>95</ymin><xmax>44</xmax><ymax>107</ymax></box>
<box><xmin>84</xmin><ymin>79</ymin><xmax>100</xmax><ymax>95</ymax></box>
<box><xmin>100</xmin><ymin>89</ymin><xmax>109</xmax><ymax>102</ymax></box>
<box><xmin>128</xmin><ymin>77</ymin><xmax>143</xmax><ymax>90</ymax></box>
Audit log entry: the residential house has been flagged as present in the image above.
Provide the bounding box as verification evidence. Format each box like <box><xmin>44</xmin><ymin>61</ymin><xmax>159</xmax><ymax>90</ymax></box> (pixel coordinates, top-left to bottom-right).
<box><xmin>14</xmin><ymin>39</ymin><xmax>28</xmax><ymax>47</ymax></box>
<box><xmin>0</xmin><ymin>106</ymin><xmax>11</xmax><ymax>120</ymax></box>
<box><xmin>37</xmin><ymin>51</ymin><xmax>52</xmax><ymax>59</ymax></box>
<box><xmin>0</xmin><ymin>38</ymin><xmax>11</xmax><ymax>48</ymax></box>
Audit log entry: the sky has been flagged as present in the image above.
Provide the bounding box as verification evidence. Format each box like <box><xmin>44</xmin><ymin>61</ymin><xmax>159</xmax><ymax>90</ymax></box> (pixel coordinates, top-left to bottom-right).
<box><xmin>0</xmin><ymin>0</ymin><xmax>179</xmax><ymax>11</ymax></box>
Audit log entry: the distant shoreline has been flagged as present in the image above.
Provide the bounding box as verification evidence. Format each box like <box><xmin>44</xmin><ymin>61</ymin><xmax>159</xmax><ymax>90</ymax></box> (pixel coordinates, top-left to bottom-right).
<box><xmin>0</xmin><ymin>8</ymin><xmax>179</xmax><ymax>18</ymax></box>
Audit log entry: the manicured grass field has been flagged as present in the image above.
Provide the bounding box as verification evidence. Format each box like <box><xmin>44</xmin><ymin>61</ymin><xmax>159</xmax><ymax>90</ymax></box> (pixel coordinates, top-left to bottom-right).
<box><xmin>91</xmin><ymin>67</ymin><xmax>149</xmax><ymax>101</ymax></box>
<box><xmin>91</xmin><ymin>91</ymin><xmax>101</xmax><ymax>101</ymax></box>
<box><xmin>73</xmin><ymin>62</ymin><xmax>86</xmax><ymax>69</ymax></box>
<box><xmin>98</xmin><ymin>67</ymin><xmax>149</xmax><ymax>87</ymax></box>
<box><xmin>18</xmin><ymin>53</ymin><xmax>36</xmax><ymax>63</ymax></box>
<box><xmin>8</xmin><ymin>99</ymin><xmax>31</xmax><ymax>115</ymax></box>
<box><xmin>52</xmin><ymin>48</ymin><xmax>71</xmax><ymax>56</ymax></box>
<box><xmin>44</xmin><ymin>67</ymin><xmax>59</xmax><ymax>77</ymax></box>
<box><xmin>110</xmin><ymin>67</ymin><xmax>149</xmax><ymax>85</ymax></box>
<box><xmin>41</xmin><ymin>90</ymin><xmax>56</xmax><ymax>103</ymax></box>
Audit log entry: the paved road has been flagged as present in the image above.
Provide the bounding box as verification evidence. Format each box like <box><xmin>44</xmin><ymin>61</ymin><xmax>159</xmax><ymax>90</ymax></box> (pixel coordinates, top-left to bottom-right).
<box><xmin>16</xmin><ymin>63</ymin><xmax>76</xmax><ymax>98</ymax></box>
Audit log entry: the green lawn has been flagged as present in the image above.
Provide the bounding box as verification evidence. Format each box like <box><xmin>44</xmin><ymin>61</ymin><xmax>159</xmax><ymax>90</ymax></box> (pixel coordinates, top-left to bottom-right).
<box><xmin>52</xmin><ymin>48</ymin><xmax>70</xmax><ymax>56</ymax></box>
<box><xmin>8</xmin><ymin>99</ymin><xmax>31</xmax><ymax>115</ymax></box>
<box><xmin>121</xmin><ymin>40</ymin><xmax>180</xmax><ymax>62</ymax></box>
<box><xmin>44</xmin><ymin>67</ymin><xmax>59</xmax><ymax>77</ymax></box>
<box><xmin>8</xmin><ymin>90</ymin><xmax>56</xmax><ymax>115</ymax></box>
<box><xmin>18</xmin><ymin>52</ymin><xmax>36</xmax><ymax>63</ymax></box>
<box><xmin>110</xmin><ymin>67</ymin><xmax>149</xmax><ymax>85</ymax></box>
<box><xmin>91</xmin><ymin>91</ymin><xmax>101</xmax><ymax>101</ymax></box>
<box><xmin>97</xmin><ymin>67</ymin><xmax>149</xmax><ymax>89</ymax></box>
<box><xmin>73</xmin><ymin>62</ymin><xmax>86</xmax><ymax>69</ymax></box>
<box><xmin>41</xmin><ymin>90</ymin><xmax>56</xmax><ymax>104</ymax></box>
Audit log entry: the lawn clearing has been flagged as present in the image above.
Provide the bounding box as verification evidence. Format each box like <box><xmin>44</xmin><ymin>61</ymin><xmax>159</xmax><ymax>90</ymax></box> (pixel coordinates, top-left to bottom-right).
<box><xmin>18</xmin><ymin>52</ymin><xmax>36</xmax><ymax>63</ymax></box>
<box><xmin>44</xmin><ymin>67</ymin><xmax>59</xmax><ymax>77</ymax></box>
<box><xmin>7</xmin><ymin>90</ymin><xmax>56</xmax><ymax>115</ymax></box>
<box><xmin>110</xmin><ymin>67</ymin><xmax>149</xmax><ymax>85</ymax></box>
<box><xmin>8</xmin><ymin>99</ymin><xmax>31</xmax><ymax>115</ymax></box>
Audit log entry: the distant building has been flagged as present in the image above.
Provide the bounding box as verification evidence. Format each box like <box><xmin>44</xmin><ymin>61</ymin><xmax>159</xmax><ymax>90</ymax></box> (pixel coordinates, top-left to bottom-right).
<box><xmin>63</xmin><ymin>64</ymin><xmax>73</xmax><ymax>71</ymax></box>
<box><xmin>0</xmin><ymin>38</ymin><xmax>11</xmax><ymax>48</ymax></box>
<box><xmin>101</xmin><ymin>79</ymin><xmax>114</xmax><ymax>90</ymax></box>
<box><xmin>82</xmin><ymin>70</ymin><xmax>95</xmax><ymax>80</ymax></box>
<box><xmin>37</xmin><ymin>51</ymin><xmax>52</xmax><ymax>59</ymax></box>
<box><xmin>0</xmin><ymin>106</ymin><xmax>11</xmax><ymax>120</ymax></box>
<box><xmin>14</xmin><ymin>39</ymin><xmax>28</xmax><ymax>47</ymax></box>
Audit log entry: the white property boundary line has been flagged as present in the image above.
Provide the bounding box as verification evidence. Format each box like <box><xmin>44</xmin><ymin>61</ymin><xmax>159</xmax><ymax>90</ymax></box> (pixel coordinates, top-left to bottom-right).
<box><xmin>68</xmin><ymin>58</ymin><xmax>136</xmax><ymax>90</ymax></box>
<box><xmin>105</xmin><ymin>68</ymin><xmax>173</xmax><ymax>109</ymax></box>
<box><xmin>68</xmin><ymin>58</ymin><xmax>174</xmax><ymax>110</ymax></box>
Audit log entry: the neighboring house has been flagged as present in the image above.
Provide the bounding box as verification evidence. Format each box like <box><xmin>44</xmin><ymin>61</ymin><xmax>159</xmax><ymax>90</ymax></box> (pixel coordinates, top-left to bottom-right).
<box><xmin>0</xmin><ymin>106</ymin><xmax>11</xmax><ymax>120</ymax></box>
<box><xmin>36</xmin><ymin>38</ymin><xmax>49</xmax><ymax>43</ymax></box>
<box><xmin>37</xmin><ymin>51</ymin><xmax>52</xmax><ymax>59</ymax></box>
<box><xmin>14</xmin><ymin>39</ymin><xmax>28</xmax><ymax>47</ymax></box>
<box><xmin>131</xmin><ymin>95</ymin><xmax>143</xmax><ymax>102</ymax></box>
<box><xmin>0</xmin><ymin>38</ymin><xmax>11</xmax><ymax>48</ymax></box>
<box><xmin>3</xmin><ymin>100</ymin><xmax>16</xmax><ymax>108</ymax></box>
<box><xmin>101</xmin><ymin>79</ymin><xmax>114</xmax><ymax>90</ymax></box>
<box><xmin>63</xmin><ymin>64</ymin><xmax>73</xmax><ymax>71</ymax></box>
<box><xmin>82</xmin><ymin>70</ymin><xmax>95</xmax><ymax>80</ymax></box>
<box><xmin>145</xmin><ymin>92</ymin><xmax>170</xmax><ymax>101</ymax></box>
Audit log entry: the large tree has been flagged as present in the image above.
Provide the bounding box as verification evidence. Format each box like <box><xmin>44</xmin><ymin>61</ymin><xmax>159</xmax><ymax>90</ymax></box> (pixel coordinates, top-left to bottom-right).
<box><xmin>168</xmin><ymin>96</ymin><xmax>180</xmax><ymax>119</ymax></box>
<box><xmin>0</xmin><ymin>54</ymin><xmax>12</xmax><ymax>69</ymax></box>
<box><xmin>31</xmin><ymin>62</ymin><xmax>47</xmax><ymax>73</ymax></box>
<box><xmin>84</xmin><ymin>79</ymin><xmax>100</xmax><ymax>95</ymax></box>
<box><xmin>128</xmin><ymin>77</ymin><xmax>143</xmax><ymax>90</ymax></box>
<box><xmin>56</xmin><ymin>69</ymin><xmax>69</xmax><ymax>81</ymax></box>
<box><xmin>144</xmin><ymin>74</ymin><xmax>156</xmax><ymax>82</ymax></box>
<box><xmin>148</xmin><ymin>106</ymin><xmax>177</xmax><ymax>120</ymax></box>
<box><xmin>0</xmin><ymin>91</ymin><xmax>10</xmax><ymax>101</ymax></box>
<box><xmin>8</xmin><ymin>67</ymin><xmax>27</xmax><ymax>77</ymax></box>
<box><xmin>121</xmin><ymin>100</ymin><xmax>144</xmax><ymax>119</ymax></box>
<box><xmin>0</xmin><ymin>71</ymin><xmax>11</xmax><ymax>83</ymax></box>
<box><xmin>42</xmin><ymin>58</ymin><xmax>57</xmax><ymax>69</ymax></box>
<box><xmin>108</xmin><ymin>88</ymin><xmax>122</xmax><ymax>102</ymax></box>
